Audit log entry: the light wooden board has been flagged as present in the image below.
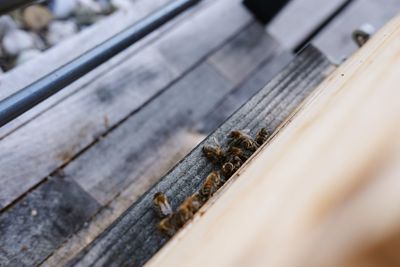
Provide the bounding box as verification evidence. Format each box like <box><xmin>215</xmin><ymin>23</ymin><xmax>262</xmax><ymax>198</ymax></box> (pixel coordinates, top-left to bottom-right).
<box><xmin>67</xmin><ymin>46</ymin><xmax>333</xmax><ymax>267</ymax></box>
<box><xmin>0</xmin><ymin>0</ymin><xmax>252</xmax><ymax>210</ymax></box>
<box><xmin>147</xmin><ymin>15</ymin><xmax>400</xmax><ymax>267</ymax></box>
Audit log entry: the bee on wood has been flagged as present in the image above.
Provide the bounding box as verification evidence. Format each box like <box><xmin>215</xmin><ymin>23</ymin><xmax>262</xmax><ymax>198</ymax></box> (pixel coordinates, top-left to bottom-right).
<box><xmin>202</xmin><ymin>137</ymin><xmax>225</xmax><ymax>164</ymax></box>
<box><xmin>229</xmin><ymin>130</ymin><xmax>259</xmax><ymax>152</ymax></box>
<box><xmin>175</xmin><ymin>206</ymin><xmax>192</xmax><ymax>227</ymax></box>
<box><xmin>227</xmin><ymin>146</ymin><xmax>248</xmax><ymax>162</ymax></box>
<box><xmin>185</xmin><ymin>193</ymin><xmax>203</xmax><ymax>214</ymax></box>
<box><xmin>153</xmin><ymin>192</ymin><xmax>173</xmax><ymax>218</ymax></box>
<box><xmin>168</xmin><ymin>193</ymin><xmax>204</xmax><ymax>231</ymax></box>
<box><xmin>221</xmin><ymin>155</ymin><xmax>243</xmax><ymax>179</ymax></box>
<box><xmin>199</xmin><ymin>171</ymin><xmax>221</xmax><ymax>201</ymax></box>
<box><xmin>158</xmin><ymin>215</ymin><xmax>176</xmax><ymax>236</ymax></box>
<box><xmin>255</xmin><ymin>127</ymin><xmax>270</xmax><ymax>146</ymax></box>
<box><xmin>221</xmin><ymin>162</ymin><xmax>235</xmax><ymax>178</ymax></box>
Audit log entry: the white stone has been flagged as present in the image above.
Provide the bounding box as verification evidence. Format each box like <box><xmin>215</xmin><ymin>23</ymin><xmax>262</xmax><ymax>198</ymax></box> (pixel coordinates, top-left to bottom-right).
<box><xmin>51</xmin><ymin>0</ymin><xmax>79</xmax><ymax>19</ymax></box>
<box><xmin>78</xmin><ymin>0</ymin><xmax>102</xmax><ymax>13</ymax></box>
<box><xmin>0</xmin><ymin>15</ymin><xmax>18</xmax><ymax>38</ymax></box>
<box><xmin>16</xmin><ymin>49</ymin><xmax>42</xmax><ymax>66</ymax></box>
<box><xmin>32</xmin><ymin>33</ymin><xmax>46</xmax><ymax>50</ymax></box>
<box><xmin>2</xmin><ymin>29</ymin><xmax>35</xmax><ymax>56</ymax></box>
<box><xmin>46</xmin><ymin>20</ymin><xmax>78</xmax><ymax>46</ymax></box>
<box><xmin>111</xmin><ymin>0</ymin><xmax>133</xmax><ymax>11</ymax></box>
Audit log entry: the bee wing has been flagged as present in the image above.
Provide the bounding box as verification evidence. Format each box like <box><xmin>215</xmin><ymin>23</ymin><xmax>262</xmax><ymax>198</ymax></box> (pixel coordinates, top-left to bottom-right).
<box><xmin>211</xmin><ymin>136</ymin><xmax>221</xmax><ymax>146</ymax></box>
<box><xmin>160</xmin><ymin>202</ymin><xmax>173</xmax><ymax>216</ymax></box>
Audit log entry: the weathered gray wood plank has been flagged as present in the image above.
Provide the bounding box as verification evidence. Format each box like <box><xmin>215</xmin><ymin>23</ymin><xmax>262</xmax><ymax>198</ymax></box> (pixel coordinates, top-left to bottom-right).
<box><xmin>197</xmin><ymin>50</ymin><xmax>293</xmax><ymax>133</ymax></box>
<box><xmin>0</xmin><ymin>47</ymin><xmax>177</xmax><ymax>210</ymax></box>
<box><xmin>208</xmin><ymin>22</ymin><xmax>282</xmax><ymax>85</ymax></box>
<box><xmin>0</xmin><ymin>175</ymin><xmax>100</xmax><ymax>267</ymax></box>
<box><xmin>155</xmin><ymin>0</ymin><xmax>252</xmax><ymax>73</ymax></box>
<box><xmin>266</xmin><ymin>0</ymin><xmax>348</xmax><ymax>49</ymax></box>
<box><xmin>67</xmin><ymin>62</ymin><xmax>233</xmax><ymax>205</ymax></box>
<box><xmin>68</xmin><ymin>46</ymin><xmax>334</xmax><ymax>267</ymax></box>
<box><xmin>312</xmin><ymin>0</ymin><xmax>400</xmax><ymax>62</ymax></box>
<box><xmin>40</xmin><ymin>130</ymin><xmax>205</xmax><ymax>267</ymax></box>
<box><xmin>0</xmin><ymin>0</ymin><xmax>252</xmax><ymax>210</ymax></box>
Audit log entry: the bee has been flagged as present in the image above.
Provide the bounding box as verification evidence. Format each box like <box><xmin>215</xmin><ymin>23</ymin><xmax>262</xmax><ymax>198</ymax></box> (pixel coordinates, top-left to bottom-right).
<box><xmin>158</xmin><ymin>215</ymin><xmax>176</xmax><ymax>236</ymax></box>
<box><xmin>175</xmin><ymin>206</ymin><xmax>192</xmax><ymax>227</ymax></box>
<box><xmin>221</xmin><ymin>162</ymin><xmax>235</xmax><ymax>178</ymax></box>
<box><xmin>229</xmin><ymin>130</ymin><xmax>259</xmax><ymax>152</ymax></box>
<box><xmin>153</xmin><ymin>192</ymin><xmax>173</xmax><ymax>218</ymax></box>
<box><xmin>227</xmin><ymin>146</ymin><xmax>248</xmax><ymax>161</ymax></box>
<box><xmin>255</xmin><ymin>127</ymin><xmax>270</xmax><ymax>146</ymax></box>
<box><xmin>184</xmin><ymin>193</ymin><xmax>203</xmax><ymax>214</ymax></box>
<box><xmin>202</xmin><ymin>137</ymin><xmax>225</xmax><ymax>164</ymax></box>
<box><xmin>199</xmin><ymin>171</ymin><xmax>221</xmax><ymax>201</ymax></box>
<box><xmin>171</xmin><ymin>202</ymin><xmax>195</xmax><ymax>229</ymax></box>
<box><xmin>221</xmin><ymin>155</ymin><xmax>243</xmax><ymax>178</ymax></box>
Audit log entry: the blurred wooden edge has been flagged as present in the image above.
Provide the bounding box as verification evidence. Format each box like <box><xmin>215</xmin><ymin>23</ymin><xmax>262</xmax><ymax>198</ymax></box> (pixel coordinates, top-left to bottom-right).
<box><xmin>146</xmin><ymin>15</ymin><xmax>400</xmax><ymax>267</ymax></box>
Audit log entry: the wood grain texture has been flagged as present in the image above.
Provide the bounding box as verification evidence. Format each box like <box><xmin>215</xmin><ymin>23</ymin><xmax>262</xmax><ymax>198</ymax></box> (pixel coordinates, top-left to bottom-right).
<box><xmin>196</xmin><ymin>50</ymin><xmax>293</xmax><ymax>134</ymax></box>
<box><xmin>147</xmin><ymin>16</ymin><xmax>400</xmax><ymax>267</ymax></box>
<box><xmin>67</xmin><ymin>46</ymin><xmax>333</xmax><ymax>267</ymax></box>
<box><xmin>0</xmin><ymin>175</ymin><xmax>100</xmax><ymax>267</ymax></box>
<box><xmin>0</xmin><ymin>0</ymin><xmax>252</xmax><ymax>210</ymax></box>
<box><xmin>67</xmin><ymin>62</ymin><xmax>233</xmax><ymax>205</ymax></box>
<box><xmin>0</xmin><ymin>47</ymin><xmax>177</xmax><ymax>210</ymax></box>
<box><xmin>40</xmin><ymin>130</ymin><xmax>206</xmax><ymax>267</ymax></box>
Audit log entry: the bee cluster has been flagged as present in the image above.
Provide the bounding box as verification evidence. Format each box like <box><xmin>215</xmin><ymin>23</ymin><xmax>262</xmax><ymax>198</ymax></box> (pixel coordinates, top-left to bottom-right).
<box><xmin>153</xmin><ymin>128</ymin><xmax>270</xmax><ymax>236</ymax></box>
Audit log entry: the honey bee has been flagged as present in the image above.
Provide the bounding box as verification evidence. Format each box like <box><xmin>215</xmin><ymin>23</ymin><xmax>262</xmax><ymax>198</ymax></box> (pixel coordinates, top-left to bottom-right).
<box><xmin>158</xmin><ymin>215</ymin><xmax>176</xmax><ymax>236</ymax></box>
<box><xmin>255</xmin><ymin>127</ymin><xmax>270</xmax><ymax>146</ymax></box>
<box><xmin>153</xmin><ymin>192</ymin><xmax>173</xmax><ymax>218</ymax></box>
<box><xmin>199</xmin><ymin>171</ymin><xmax>221</xmax><ymax>201</ymax></box>
<box><xmin>221</xmin><ymin>155</ymin><xmax>242</xmax><ymax>179</ymax></box>
<box><xmin>168</xmin><ymin>194</ymin><xmax>203</xmax><ymax>230</ymax></box>
<box><xmin>227</xmin><ymin>146</ymin><xmax>248</xmax><ymax>161</ymax></box>
<box><xmin>202</xmin><ymin>137</ymin><xmax>225</xmax><ymax>164</ymax></box>
<box><xmin>175</xmin><ymin>206</ymin><xmax>192</xmax><ymax>227</ymax></box>
<box><xmin>221</xmin><ymin>162</ymin><xmax>235</xmax><ymax>178</ymax></box>
<box><xmin>185</xmin><ymin>193</ymin><xmax>203</xmax><ymax>214</ymax></box>
<box><xmin>229</xmin><ymin>130</ymin><xmax>259</xmax><ymax>152</ymax></box>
